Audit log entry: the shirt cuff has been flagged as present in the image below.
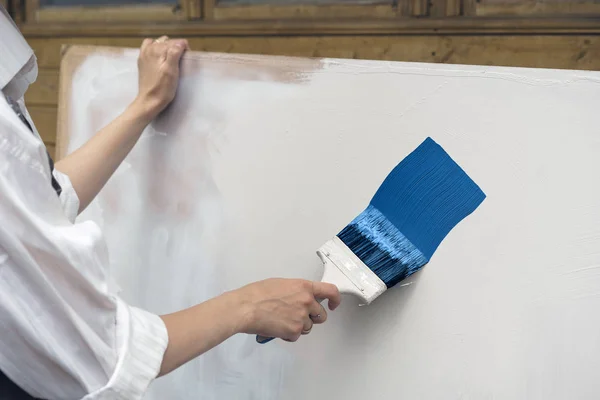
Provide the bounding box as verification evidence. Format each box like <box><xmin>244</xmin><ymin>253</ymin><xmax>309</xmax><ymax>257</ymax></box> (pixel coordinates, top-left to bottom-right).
<box><xmin>83</xmin><ymin>302</ymin><xmax>169</xmax><ymax>400</ymax></box>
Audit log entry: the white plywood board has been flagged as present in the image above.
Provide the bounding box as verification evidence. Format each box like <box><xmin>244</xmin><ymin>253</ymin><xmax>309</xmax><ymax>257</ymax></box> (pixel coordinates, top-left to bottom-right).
<box><xmin>59</xmin><ymin>46</ymin><xmax>600</xmax><ymax>399</ymax></box>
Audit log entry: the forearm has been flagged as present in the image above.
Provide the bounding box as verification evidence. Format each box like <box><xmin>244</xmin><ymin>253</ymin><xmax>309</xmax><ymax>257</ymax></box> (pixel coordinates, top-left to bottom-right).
<box><xmin>158</xmin><ymin>291</ymin><xmax>248</xmax><ymax>376</ymax></box>
<box><xmin>55</xmin><ymin>99</ymin><xmax>153</xmax><ymax>212</ymax></box>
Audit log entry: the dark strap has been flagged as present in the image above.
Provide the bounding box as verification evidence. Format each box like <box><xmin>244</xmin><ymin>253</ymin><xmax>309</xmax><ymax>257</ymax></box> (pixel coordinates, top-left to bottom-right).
<box><xmin>0</xmin><ymin>369</ymin><xmax>39</xmax><ymax>400</ymax></box>
<box><xmin>4</xmin><ymin>93</ymin><xmax>62</xmax><ymax>196</ymax></box>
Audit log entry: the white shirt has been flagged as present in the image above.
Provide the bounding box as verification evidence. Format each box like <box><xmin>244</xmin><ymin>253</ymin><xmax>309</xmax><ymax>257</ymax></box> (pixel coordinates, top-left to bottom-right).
<box><xmin>0</xmin><ymin>27</ymin><xmax>169</xmax><ymax>400</ymax></box>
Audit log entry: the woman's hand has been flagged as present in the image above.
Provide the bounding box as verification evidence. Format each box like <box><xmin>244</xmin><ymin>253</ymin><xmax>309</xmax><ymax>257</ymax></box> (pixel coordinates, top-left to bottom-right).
<box><xmin>134</xmin><ymin>36</ymin><xmax>189</xmax><ymax>122</ymax></box>
<box><xmin>233</xmin><ymin>278</ymin><xmax>342</xmax><ymax>342</ymax></box>
<box><xmin>159</xmin><ymin>278</ymin><xmax>341</xmax><ymax>375</ymax></box>
<box><xmin>55</xmin><ymin>36</ymin><xmax>188</xmax><ymax>213</ymax></box>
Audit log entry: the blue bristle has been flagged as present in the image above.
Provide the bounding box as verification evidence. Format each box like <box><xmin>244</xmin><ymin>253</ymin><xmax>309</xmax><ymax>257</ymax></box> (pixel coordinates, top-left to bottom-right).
<box><xmin>338</xmin><ymin>205</ymin><xmax>428</xmax><ymax>288</ymax></box>
<box><xmin>338</xmin><ymin>137</ymin><xmax>486</xmax><ymax>288</ymax></box>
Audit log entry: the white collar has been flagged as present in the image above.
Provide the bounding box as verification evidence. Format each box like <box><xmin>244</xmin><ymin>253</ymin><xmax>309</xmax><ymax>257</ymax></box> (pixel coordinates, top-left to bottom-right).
<box><xmin>0</xmin><ymin>5</ymin><xmax>37</xmax><ymax>99</ymax></box>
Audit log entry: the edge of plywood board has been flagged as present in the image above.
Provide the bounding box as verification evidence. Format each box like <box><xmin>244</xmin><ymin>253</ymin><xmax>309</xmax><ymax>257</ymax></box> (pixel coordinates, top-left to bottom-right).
<box><xmin>56</xmin><ymin>44</ymin><xmax>325</xmax><ymax>160</ymax></box>
<box><xmin>57</xmin><ymin>45</ymin><xmax>131</xmax><ymax>160</ymax></box>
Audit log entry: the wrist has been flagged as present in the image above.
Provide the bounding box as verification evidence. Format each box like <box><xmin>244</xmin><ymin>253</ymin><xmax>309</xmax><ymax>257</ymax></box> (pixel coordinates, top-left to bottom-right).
<box><xmin>224</xmin><ymin>289</ymin><xmax>254</xmax><ymax>335</ymax></box>
<box><xmin>130</xmin><ymin>95</ymin><xmax>161</xmax><ymax>124</ymax></box>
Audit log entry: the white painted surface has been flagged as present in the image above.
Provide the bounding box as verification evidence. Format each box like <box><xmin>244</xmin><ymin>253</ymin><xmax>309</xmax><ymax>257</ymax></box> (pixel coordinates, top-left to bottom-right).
<box><xmin>66</xmin><ymin>49</ymin><xmax>600</xmax><ymax>399</ymax></box>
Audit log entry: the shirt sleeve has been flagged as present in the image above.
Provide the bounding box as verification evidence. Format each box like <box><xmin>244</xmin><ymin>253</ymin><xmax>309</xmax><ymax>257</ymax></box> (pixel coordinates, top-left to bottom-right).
<box><xmin>0</xmin><ymin>98</ymin><xmax>169</xmax><ymax>399</ymax></box>
<box><xmin>52</xmin><ymin>167</ymin><xmax>80</xmax><ymax>223</ymax></box>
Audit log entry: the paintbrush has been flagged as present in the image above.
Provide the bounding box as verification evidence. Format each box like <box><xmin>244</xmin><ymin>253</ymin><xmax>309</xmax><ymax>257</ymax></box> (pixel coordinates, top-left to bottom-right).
<box><xmin>257</xmin><ymin>137</ymin><xmax>486</xmax><ymax>344</ymax></box>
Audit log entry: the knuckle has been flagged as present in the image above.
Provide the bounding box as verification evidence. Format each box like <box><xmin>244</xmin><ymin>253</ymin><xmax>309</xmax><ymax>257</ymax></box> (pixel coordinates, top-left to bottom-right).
<box><xmin>301</xmin><ymin>292</ymin><xmax>313</xmax><ymax>305</ymax></box>
<box><xmin>168</xmin><ymin>47</ymin><xmax>182</xmax><ymax>58</ymax></box>
<box><xmin>301</xmin><ymin>280</ymin><xmax>312</xmax><ymax>290</ymax></box>
<box><xmin>292</xmin><ymin>321</ymin><xmax>303</xmax><ymax>334</ymax></box>
<box><xmin>286</xmin><ymin>335</ymin><xmax>300</xmax><ymax>343</ymax></box>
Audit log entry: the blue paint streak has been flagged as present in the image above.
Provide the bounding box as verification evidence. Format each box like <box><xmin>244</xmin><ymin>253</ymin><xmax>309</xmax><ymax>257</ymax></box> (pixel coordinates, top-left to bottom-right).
<box><xmin>338</xmin><ymin>205</ymin><xmax>428</xmax><ymax>288</ymax></box>
<box><xmin>338</xmin><ymin>137</ymin><xmax>486</xmax><ymax>288</ymax></box>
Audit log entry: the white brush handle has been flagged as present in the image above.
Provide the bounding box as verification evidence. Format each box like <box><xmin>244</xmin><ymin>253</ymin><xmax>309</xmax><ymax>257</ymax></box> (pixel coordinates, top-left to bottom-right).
<box><xmin>256</xmin><ymin>239</ymin><xmax>386</xmax><ymax>344</ymax></box>
<box><xmin>318</xmin><ymin>250</ymin><xmax>369</xmax><ymax>299</ymax></box>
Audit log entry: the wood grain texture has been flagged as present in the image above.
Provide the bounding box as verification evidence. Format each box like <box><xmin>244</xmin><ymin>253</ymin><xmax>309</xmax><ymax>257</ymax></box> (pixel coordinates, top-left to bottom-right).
<box><xmin>8</xmin><ymin>0</ymin><xmax>25</xmax><ymax>23</ymax></box>
<box><xmin>182</xmin><ymin>0</ymin><xmax>201</xmax><ymax>19</ymax></box>
<box><xmin>25</xmin><ymin>0</ymin><xmax>40</xmax><ymax>22</ymax></box>
<box><xmin>475</xmin><ymin>1</ymin><xmax>600</xmax><ymax>16</ymax></box>
<box><xmin>19</xmin><ymin>17</ymin><xmax>600</xmax><ymax>36</ymax></box>
<box><xmin>407</xmin><ymin>0</ymin><xmax>429</xmax><ymax>16</ymax></box>
<box><xmin>211</xmin><ymin>3</ymin><xmax>399</xmax><ymax>19</ymax></box>
<box><xmin>25</xmin><ymin>69</ymin><xmax>59</xmax><ymax>105</ymax></box>
<box><xmin>462</xmin><ymin>0</ymin><xmax>476</xmax><ymax>15</ymax></box>
<box><xmin>34</xmin><ymin>4</ymin><xmax>185</xmax><ymax>22</ymax></box>
<box><xmin>27</xmin><ymin>36</ymin><xmax>600</xmax><ymax>69</ymax></box>
<box><xmin>28</xmin><ymin>106</ymin><xmax>58</xmax><ymax>143</ymax></box>
<box><xmin>26</xmin><ymin>34</ymin><xmax>600</xmax><ymax>148</ymax></box>
<box><xmin>446</xmin><ymin>0</ymin><xmax>461</xmax><ymax>16</ymax></box>
<box><xmin>45</xmin><ymin>143</ymin><xmax>55</xmax><ymax>159</ymax></box>
<box><xmin>201</xmin><ymin>0</ymin><xmax>215</xmax><ymax>19</ymax></box>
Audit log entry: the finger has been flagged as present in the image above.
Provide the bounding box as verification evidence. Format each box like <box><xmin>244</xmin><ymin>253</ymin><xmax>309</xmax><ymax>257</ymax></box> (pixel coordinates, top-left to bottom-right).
<box><xmin>140</xmin><ymin>38</ymin><xmax>153</xmax><ymax>53</ymax></box>
<box><xmin>283</xmin><ymin>328</ymin><xmax>302</xmax><ymax>342</ymax></box>
<box><xmin>170</xmin><ymin>39</ymin><xmax>188</xmax><ymax>50</ymax></box>
<box><xmin>311</xmin><ymin>281</ymin><xmax>341</xmax><ymax>311</ymax></box>
<box><xmin>308</xmin><ymin>300</ymin><xmax>327</xmax><ymax>324</ymax></box>
<box><xmin>166</xmin><ymin>43</ymin><xmax>186</xmax><ymax>67</ymax></box>
<box><xmin>302</xmin><ymin>317</ymin><xmax>313</xmax><ymax>335</ymax></box>
<box><xmin>149</xmin><ymin>41</ymin><xmax>168</xmax><ymax>57</ymax></box>
<box><xmin>155</xmin><ymin>35</ymin><xmax>169</xmax><ymax>43</ymax></box>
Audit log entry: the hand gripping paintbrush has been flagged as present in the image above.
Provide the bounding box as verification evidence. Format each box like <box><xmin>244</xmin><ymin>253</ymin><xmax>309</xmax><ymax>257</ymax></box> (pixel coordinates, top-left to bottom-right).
<box><xmin>257</xmin><ymin>137</ymin><xmax>486</xmax><ymax>343</ymax></box>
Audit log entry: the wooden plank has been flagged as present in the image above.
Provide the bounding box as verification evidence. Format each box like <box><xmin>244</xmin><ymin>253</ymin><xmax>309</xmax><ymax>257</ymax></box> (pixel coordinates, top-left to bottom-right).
<box><xmin>476</xmin><ymin>2</ymin><xmax>600</xmax><ymax>16</ymax></box>
<box><xmin>18</xmin><ymin>16</ymin><xmax>600</xmax><ymax>36</ymax></box>
<box><xmin>9</xmin><ymin>0</ymin><xmax>25</xmax><ymax>24</ymax></box>
<box><xmin>25</xmin><ymin>69</ymin><xmax>59</xmax><ymax>106</ymax></box>
<box><xmin>202</xmin><ymin>0</ymin><xmax>215</xmax><ymax>20</ymax></box>
<box><xmin>407</xmin><ymin>0</ymin><xmax>429</xmax><ymax>16</ymax></box>
<box><xmin>182</xmin><ymin>0</ymin><xmax>201</xmax><ymax>19</ymax></box>
<box><xmin>45</xmin><ymin>143</ymin><xmax>55</xmax><ymax>160</ymax></box>
<box><xmin>26</xmin><ymin>35</ymin><xmax>600</xmax><ymax>71</ymax></box>
<box><xmin>212</xmin><ymin>3</ymin><xmax>399</xmax><ymax>19</ymax></box>
<box><xmin>25</xmin><ymin>0</ymin><xmax>39</xmax><ymax>23</ymax></box>
<box><xmin>413</xmin><ymin>0</ymin><xmax>456</xmax><ymax>16</ymax></box>
<box><xmin>462</xmin><ymin>0</ymin><xmax>477</xmax><ymax>15</ymax></box>
<box><xmin>35</xmin><ymin>4</ymin><xmax>185</xmax><ymax>23</ymax></box>
<box><xmin>28</xmin><ymin>106</ymin><xmax>57</xmax><ymax>144</ymax></box>
<box><xmin>446</xmin><ymin>0</ymin><xmax>461</xmax><ymax>15</ymax></box>
<box><xmin>429</xmin><ymin>0</ymin><xmax>447</xmax><ymax>16</ymax></box>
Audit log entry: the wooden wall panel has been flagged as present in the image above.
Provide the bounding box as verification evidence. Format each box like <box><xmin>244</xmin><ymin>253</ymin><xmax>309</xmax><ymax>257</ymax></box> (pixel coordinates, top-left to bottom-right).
<box><xmin>46</xmin><ymin>143</ymin><xmax>56</xmax><ymax>159</ymax></box>
<box><xmin>25</xmin><ymin>69</ymin><xmax>59</xmax><ymax>106</ymax></box>
<box><xmin>474</xmin><ymin>1</ymin><xmax>600</xmax><ymax>16</ymax></box>
<box><xmin>28</xmin><ymin>35</ymin><xmax>600</xmax><ymax>69</ymax></box>
<box><xmin>28</xmin><ymin>106</ymin><xmax>58</xmax><ymax>144</ymax></box>
<box><xmin>25</xmin><ymin>34</ymin><xmax>600</xmax><ymax>151</ymax></box>
<box><xmin>211</xmin><ymin>4</ymin><xmax>399</xmax><ymax>19</ymax></box>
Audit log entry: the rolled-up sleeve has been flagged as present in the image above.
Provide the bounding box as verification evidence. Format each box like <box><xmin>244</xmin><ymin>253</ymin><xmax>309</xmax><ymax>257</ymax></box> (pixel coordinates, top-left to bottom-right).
<box><xmin>84</xmin><ymin>305</ymin><xmax>169</xmax><ymax>400</ymax></box>
<box><xmin>52</xmin><ymin>168</ymin><xmax>80</xmax><ymax>224</ymax></box>
<box><xmin>0</xmin><ymin>96</ymin><xmax>168</xmax><ymax>399</ymax></box>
